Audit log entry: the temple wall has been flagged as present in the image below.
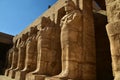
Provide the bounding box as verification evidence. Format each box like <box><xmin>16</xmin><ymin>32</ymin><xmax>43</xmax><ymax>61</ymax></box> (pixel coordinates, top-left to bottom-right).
<box><xmin>13</xmin><ymin>0</ymin><xmax>83</xmax><ymax>41</ymax></box>
<box><xmin>5</xmin><ymin>0</ymin><xmax>96</xmax><ymax>80</ymax></box>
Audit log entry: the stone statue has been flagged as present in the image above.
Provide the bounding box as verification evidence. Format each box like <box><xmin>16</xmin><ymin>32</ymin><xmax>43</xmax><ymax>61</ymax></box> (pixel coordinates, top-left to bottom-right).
<box><xmin>15</xmin><ymin>26</ymin><xmax>38</xmax><ymax>80</ymax></box>
<box><xmin>4</xmin><ymin>48</ymin><xmax>13</xmax><ymax>76</ymax></box>
<box><xmin>16</xmin><ymin>32</ymin><xmax>28</xmax><ymax>71</ymax></box>
<box><xmin>26</xmin><ymin>16</ymin><xmax>61</xmax><ymax>80</ymax></box>
<box><xmin>6</xmin><ymin>38</ymin><xmax>21</xmax><ymax>77</ymax></box>
<box><xmin>10</xmin><ymin>32</ymin><xmax>28</xmax><ymax>78</ymax></box>
<box><xmin>6</xmin><ymin>48</ymin><xmax>13</xmax><ymax>69</ymax></box>
<box><xmin>106</xmin><ymin>0</ymin><xmax>120</xmax><ymax>80</ymax></box>
<box><xmin>106</xmin><ymin>22</ymin><xmax>120</xmax><ymax>80</ymax></box>
<box><xmin>46</xmin><ymin>0</ymin><xmax>83</xmax><ymax>80</ymax></box>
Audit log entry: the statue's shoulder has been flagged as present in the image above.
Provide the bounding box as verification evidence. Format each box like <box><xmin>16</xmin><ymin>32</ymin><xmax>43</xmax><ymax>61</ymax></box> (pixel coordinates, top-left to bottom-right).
<box><xmin>73</xmin><ymin>10</ymin><xmax>82</xmax><ymax>16</ymax></box>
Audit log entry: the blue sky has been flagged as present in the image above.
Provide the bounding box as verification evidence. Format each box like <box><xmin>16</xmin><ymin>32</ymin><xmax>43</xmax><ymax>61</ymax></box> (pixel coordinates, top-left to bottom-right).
<box><xmin>0</xmin><ymin>0</ymin><xmax>57</xmax><ymax>36</ymax></box>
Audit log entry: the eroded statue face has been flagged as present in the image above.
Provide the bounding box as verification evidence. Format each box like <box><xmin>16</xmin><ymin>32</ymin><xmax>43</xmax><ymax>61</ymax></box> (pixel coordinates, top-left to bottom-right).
<box><xmin>21</xmin><ymin>34</ymin><xmax>27</xmax><ymax>41</ymax></box>
<box><xmin>64</xmin><ymin>0</ymin><xmax>75</xmax><ymax>13</ymax></box>
<box><xmin>40</xmin><ymin>17</ymin><xmax>47</xmax><ymax>29</ymax></box>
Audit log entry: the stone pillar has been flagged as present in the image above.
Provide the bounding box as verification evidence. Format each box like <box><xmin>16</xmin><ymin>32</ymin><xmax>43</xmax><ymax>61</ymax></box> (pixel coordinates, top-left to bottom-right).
<box><xmin>15</xmin><ymin>27</ymin><xmax>38</xmax><ymax>80</ymax></box>
<box><xmin>9</xmin><ymin>33</ymin><xmax>28</xmax><ymax>79</ymax></box>
<box><xmin>83</xmin><ymin>0</ymin><xmax>96</xmax><ymax>80</ymax></box>
<box><xmin>106</xmin><ymin>0</ymin><xmax>120</xmax><ymax>80</ymax></box>
<box><xmin>26</xmin><ymin>17</ymin><xmax>61</xmax><ymax>80</ymax></box>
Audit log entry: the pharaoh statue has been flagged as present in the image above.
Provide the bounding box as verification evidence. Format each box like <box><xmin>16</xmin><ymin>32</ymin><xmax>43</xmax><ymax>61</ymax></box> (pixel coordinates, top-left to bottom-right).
<box><xmin>6</xmin><ymin>48</ymin><xmax>13</xmax><ymax>69</ymax></box>
<box><xmin>5</xmin><ymin>38</ymin><xmax>21</xmax><ymax>77</ymax></box>
<box><xmin>10</xmin><ymin>33</ymin><xmax>28</xmax><ymax>78</ymax></box>
<box><xmin>4</xmin><ymin>48</ymin><xmax>13</xmax><ymax>76</ymax></box>
<box><xmin>15</xmin><ymin>26</ymin><xmax>38</xmax><ymax>80</ymax></box>
<box><xmin>46</xmin><ymin>0</ymin><xmax>83</xmax><ymax>80</ymax></box>
<box><xmin>106</xmin><ymin>0</ymin><xmax>120</xmax><ymax>80</ymax></box>
<box><xmin>26</xmin><ymin>16</ymin><xmax>61</xmax><ymax>80</ymax></box>
<box><xmin>15</xmin><ymin>32</ymin><xmax>28</xmax><ymax>71</ymax></box>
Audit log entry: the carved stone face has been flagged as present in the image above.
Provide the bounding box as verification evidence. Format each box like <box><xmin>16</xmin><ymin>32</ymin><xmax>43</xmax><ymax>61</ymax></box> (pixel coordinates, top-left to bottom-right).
<box><xmin>41</xmin><ymin>17</ymin><xmax>47</xmax><ymax>29</ymax></box>
<box><xmin>30</xmin><ymin>27</ymin><xmax>34</xmax><ymax>33</ymax></box>
<box><xmin>21</xmin><ymin>33</ymin><xmax>28</xmax><ymax>41</ymax></box>
<box><xmin>64</xmin><ymin>0</ymin><xmax>75</xmax><ymax>13</ymax></box>
<box><xmin>28</xmin><ymin>26</ymin><xmax>38</xmax><ymax>36</ymax></box>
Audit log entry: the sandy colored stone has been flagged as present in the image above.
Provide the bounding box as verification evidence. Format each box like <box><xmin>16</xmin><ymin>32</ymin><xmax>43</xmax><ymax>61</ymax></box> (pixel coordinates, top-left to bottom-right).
<box><xmin>82</xmin><ymin>0</ymin><xmax>96</xmax><ymax>80</ymax></box>
<box><xmin>7</xmin><ymin>38</ymin><xmax>21</xmax><ymax>78</ymax></box>
<box><xmin>106</xmin><ymin>0</ymin><xmax>120</xmax><ymax>79</ymax></box>
<box><xmin>5</xmin><ymin>49</ymin><xmax>13</xmax><ymax>76</ymax></box>
<box><xmin>15</xmin><ymin>26</ymin><xmax>38</xmax><ymax>80</ymax></box>
<box><xmin>9</xmin><ymin>33</ymin><xmax>28</xmax><ymax>79</ymax></box>
<box><xmin>46</xmin><ymin>0</ymin><xmax>83</xmax><ymax>80</ymax></box>
<box><xmin>0</xmin><ymin>75</ymin><xmax>15</xmax><ymax>80</ymax></box>
<box><xmin>4</xmin><ymin>0</ymin><xmax>97</xmax><ymax>80</ymax></box>
<box><xmin>106</xmin><ymin>21</ymin><xmax>120</xmax><ymax>80</ymax></box>
<box><xmin>26</xmin><ymin>16</ymin><xmax>61</xmax><ymax>80</ymax></box>
<box><xmin>106</xmin><ymin>0</ymin><xmax>120</xmax><ymax>22</ymax></box>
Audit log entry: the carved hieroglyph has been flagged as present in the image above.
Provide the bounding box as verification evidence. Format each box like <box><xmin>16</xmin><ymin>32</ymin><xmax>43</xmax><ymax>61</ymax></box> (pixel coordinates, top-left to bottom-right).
<box><xmin>15</xmin><ymin>26</ymin><xmax>38</xmax><ymax>80</ymax></box>
<box><xmin>26</xmin><ymin>16</ymin><xmax>61</xmax><ymax>80</ymax></box>
<box><xmin>106</xmin><ymin>0</ymin><xmax>120</xmax><ymax>80</ymax></box>
<box><xmin>46</xmin><ymin>0</ymin><xmax>83</xmax><ymax>80</ymax></box>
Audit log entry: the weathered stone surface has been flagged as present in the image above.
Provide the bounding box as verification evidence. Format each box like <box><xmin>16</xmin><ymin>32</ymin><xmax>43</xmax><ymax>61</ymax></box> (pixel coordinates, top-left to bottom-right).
<box><xmin>4</xmin><ymin>0</ymin><xmax>97</xmax><ymax>80</ymax></box>
<box><xmin>83</xmin><ymin>0</ymin><xmax>96</xmax><ymax>80</ymax></box>
<box><xmin>106</xmin><ymin>0</ymin><xmax>120</xmax><ymax>80</ymax></box>
<box><xmin>0</xmin><ymin>75</ymin><xmax>14</xmax><ymax>80</ymax></box>
<box><xmin>6</xmin><ymin>38</ymin><xmax>21</xmax><ymax>78</ymax></box>
<box><xmin>106</xmin><ymin>0</ymin><xmax>120</xmax><ymax>22</ymax></box>
<box><xmin>26</xmin><ymin>16</ymin><xmax>61</xmax><ymax>80</ymax></box>
<box><xmin>5</xmin><ymin>49</ymin><xmax>13</xmax><ymax>76</ymax></box>
<box><xmin>15</xmin><ymin>26</ymin><xmax>38</xmax><ymax>80</ymax></box>
<box><xmin>9</xmin><ymin>33</ymin><xmax>28</xmax><ymax>78</ymax></box>
<box><xmin>106</xmin><ymin>21</ymin><xmax>120</xmax><ymax>80</ymax></box>
<box><xmin>46</xmin><ymin>0</ymin><xmax>83</xmax><ymax>80</ymax></box>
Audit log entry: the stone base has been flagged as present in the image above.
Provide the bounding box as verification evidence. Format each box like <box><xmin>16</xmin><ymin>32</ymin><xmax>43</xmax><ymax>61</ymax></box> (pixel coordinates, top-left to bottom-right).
<box><xmin>26</xmin><ymin>73</ymin><xmax>46</xmax><ymax>80</ymax></box>
<box><xmin>114</xmin><ymin>72</ymin><xmax>120</xmax><ymax>80</ymax></box>
<box><xmin>32</xmin><ymin>75</ymin><xmax>46</xmax><ymax>80</ymax></box>
<box><xmin>4</xmin><ymin>69</ymin><xmax>10</xmax><ymax>76</ymax></box>
<box><xmin>0</xmin><ymin>75</ymin><xmax>15</xmax><ymax>80</ymax></box>
<box><xmin>45</xmin><ymin>77</ymin><xmax>64</xmax><ymax>80</ymax></box>
<box><xmin>8</xmin><ymin>70</ymin><xmax>15</xmax><ymax>79</ymax></box>
<box><xmin>45</xmin><ymin>77</ymin><xmax>74</xmax><ymax>80</ymax></box>
<box><xmin>15</xmin><ymin>71</ymin><xmax>27</xmax><ymax>80</ymax></box>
